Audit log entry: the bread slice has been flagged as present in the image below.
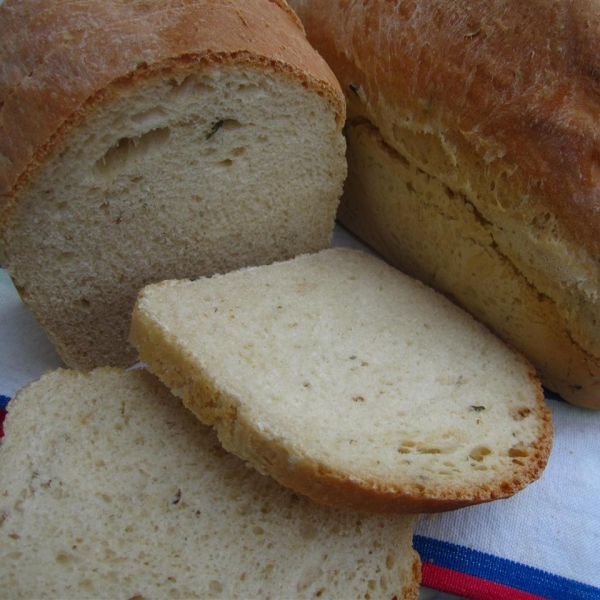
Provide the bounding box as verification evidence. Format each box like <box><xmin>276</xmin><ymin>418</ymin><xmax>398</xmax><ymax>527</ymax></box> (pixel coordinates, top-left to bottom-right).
<box><xmin>130</xmin><ymin>248</ymin><xmax>553</xmax><ymax>513</ymax></box>
<box><xmin>0</xmin><ymin>368</ymin><xmax>420</xmax><ymax>599</ymax></box>
<box><xmin>0</xmin><ymin>0</ymin><xmax>346</xmax><ymax>370</ymax></box>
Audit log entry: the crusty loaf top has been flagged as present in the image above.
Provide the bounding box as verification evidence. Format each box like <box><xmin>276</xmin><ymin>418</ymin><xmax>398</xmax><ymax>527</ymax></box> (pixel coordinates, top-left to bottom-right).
<box><xmin>0</xmin><ymin>0</ymin><xmax>345</xmax><ymax>235</ymax></box>
<box><xmin>292</xmin><ymin>0</ymin><xmax>600</xmax><ymax>260</ymax></box>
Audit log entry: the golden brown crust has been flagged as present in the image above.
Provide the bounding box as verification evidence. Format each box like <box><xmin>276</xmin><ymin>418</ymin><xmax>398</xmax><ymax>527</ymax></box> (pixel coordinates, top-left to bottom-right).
<box><xmin>403</xmin><ymin>552</ymin><xmax>422</xmax><ymax>600</ymax></box>
<box><xmin>293</xmin><ymin>0</ymin><xmax>600</xmax><ymax>259</ymax></box>
<box><xmin>0</xmin><ymin>0</ymin><xmax>345</xmax><ymax>242</ymax></box>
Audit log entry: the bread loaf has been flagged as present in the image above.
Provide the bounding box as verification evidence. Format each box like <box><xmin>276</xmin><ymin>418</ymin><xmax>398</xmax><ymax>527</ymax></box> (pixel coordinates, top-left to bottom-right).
<box><xmin>288</xmin><ymin>0</ymin><xmax>600</xmax><ymax>409</ymax></box>
<box><xmin>0</xmin><ymin>368</ymin><xmax>420</xmax><ymax>599</ymax></box>
<box><xmin>0</xmin><ymin>0</ymin><xmax>346</xmax><ymax>370</ymax></box>
<box><xmin>130</xmin><ymin>248</ymin><xmax>553</xmax><ymax>513</ymax></box>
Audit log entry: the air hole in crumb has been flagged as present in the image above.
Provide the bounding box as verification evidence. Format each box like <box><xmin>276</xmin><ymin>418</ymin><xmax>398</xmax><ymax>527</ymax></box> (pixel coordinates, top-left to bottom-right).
<box><xmin>206</xmin><ymin>118</ymin><xmax>242</xmax><ymax>140</ymax></box>
<box><xmin>217</xmin><ymin>159</ymin><xmax>233</xmax><ymax>167</ymax></box>
<box><xmin>130</xmin><ymin>107</ymin><xmax>167</xmax><ymax>126</ymax></box>
<box><xmin>508</xmin><ymin>445</ymin><xmax>530</xmax><ymax>458</ymax></box>
<box><xmin>469</xmin><ymin>446</ymin><xmax>492</xmax><ymax>462</ymax></box>
<box><xmin>95</xmin><ymin>127</ymin><xmax>171</xmax><ymax>177</ymax></box>
<box><xmin>416</xmin><ymin>446</ymin><xmax>443</xmax><ymax>454</ymax></box>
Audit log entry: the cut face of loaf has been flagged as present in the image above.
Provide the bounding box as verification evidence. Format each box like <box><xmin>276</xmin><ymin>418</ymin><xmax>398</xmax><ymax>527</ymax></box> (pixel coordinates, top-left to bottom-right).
<box><xmin>0</xmin><ymin>0</ymin><xmax>346</xmax><ymax>370</ymax></box>
<box><xmin>0</xmin><ymin>368</ymin><xmax>420</xmax><ymax>599</ymax></box>
<box><xmin>287</xmin><ymin>0</ymin><xmax>600</xmax><ymax>408</ymax></box>
<box><xmin>130</xmin><ymin>248</ymin><xmax>553</xmax><ymax>514</ymax></box>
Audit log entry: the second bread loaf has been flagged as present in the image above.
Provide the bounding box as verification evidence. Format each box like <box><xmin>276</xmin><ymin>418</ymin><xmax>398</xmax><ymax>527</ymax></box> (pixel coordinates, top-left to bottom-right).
<box><xmin>289</xmin><ymin>0</ymin><xmax>600</xmax><ymax>408</ymax></box>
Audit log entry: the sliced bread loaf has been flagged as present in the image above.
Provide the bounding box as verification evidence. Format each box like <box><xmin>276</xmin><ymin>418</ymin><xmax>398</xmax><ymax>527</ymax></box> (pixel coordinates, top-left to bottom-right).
<box><xmin>0</xmin><ymin>368</ymin><xmax>420</xmax><ymax>599</ymax></box>
<box><xmin>130</xmin><ymin>248</ymin><xmax>553</xmax><ymax>513</ymax></box>
<box><xmin>0</xmin><ymin>0</ymin><xmax>346</xmax><ymax>370</ymax></box>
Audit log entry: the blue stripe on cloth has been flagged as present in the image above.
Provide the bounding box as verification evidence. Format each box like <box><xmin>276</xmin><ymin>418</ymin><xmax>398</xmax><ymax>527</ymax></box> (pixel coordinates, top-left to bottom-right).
<box><xmin>414</xmin><ymin>535</ymin><xmax>600</xmax><ymax>600</ymax></box>
<box><xmin>0</xmin><ymin>395</ymin><xmax>10</xmax><ymax>410</ymax></box>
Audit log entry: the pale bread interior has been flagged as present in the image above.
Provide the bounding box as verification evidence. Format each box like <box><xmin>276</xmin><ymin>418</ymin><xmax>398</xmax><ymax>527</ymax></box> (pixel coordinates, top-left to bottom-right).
<box><xmin>5</xmin><ymin>65</ymin><xmax>345</xmax><ymax>369</ymax></box>
<box><xmin>0</xmin><ymin>368</ymin><xmax>420</xmax><ymax>599</ymax></box>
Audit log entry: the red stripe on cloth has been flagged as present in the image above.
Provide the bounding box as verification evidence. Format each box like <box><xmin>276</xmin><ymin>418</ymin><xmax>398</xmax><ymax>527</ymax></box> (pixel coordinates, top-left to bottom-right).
<box><xmin>0</xmin><ymin>408</ymin><xmax>5</xmax><ymax>437</ymax></box>
<box><xmin>422</xmin><ymin>562</ymin><xmax>548</xmax><ymax>600</ymax></box>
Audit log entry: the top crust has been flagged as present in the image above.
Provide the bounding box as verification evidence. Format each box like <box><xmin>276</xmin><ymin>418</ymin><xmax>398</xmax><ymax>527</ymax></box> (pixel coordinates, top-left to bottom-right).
<box><xmin>0</xmin><ymin>0</ymin><xmax>345</xmax><ymax>241</ymax></box>
<box><xmin>290</xmin><ymin>0</ymin><xmax>600</xmax><ymax>262</ymax></box>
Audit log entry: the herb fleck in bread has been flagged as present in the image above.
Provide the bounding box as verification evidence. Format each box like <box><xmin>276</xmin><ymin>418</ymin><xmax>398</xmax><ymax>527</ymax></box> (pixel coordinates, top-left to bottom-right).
<box><xmin>288</xmin><ymin>0</ymin><xmax>600</xmax><ymax>409</ymax></box>
<box><xmin>130</xmin><ymin>248</ymin><xmax>553</xmax><ymax>514</ymax></box>
<box><xmin>0</xmin><ymin>0</ymin><xmax>346</xmax><ymax>370</ymax></box>
<box><xmin>0</xmin><ymin>368</ymin><xmax>420</xmax><ymax>600</ymax></box>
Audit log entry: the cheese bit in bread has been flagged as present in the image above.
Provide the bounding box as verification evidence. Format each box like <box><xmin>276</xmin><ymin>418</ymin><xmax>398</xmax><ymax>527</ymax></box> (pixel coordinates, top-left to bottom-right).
<box><xmin>130</xmin><ymin>248</ymin><xmax>553</xmax><ymax>514</ymax></box>
<box><xmin>0</xmin><ymin>0</ymin><xmax>346</xmax><ymax>370</ymax></box>
<box><xmin>0</xmin><ymin>368</ymin><xmax>420</xmax><ymax>599</ymax></box>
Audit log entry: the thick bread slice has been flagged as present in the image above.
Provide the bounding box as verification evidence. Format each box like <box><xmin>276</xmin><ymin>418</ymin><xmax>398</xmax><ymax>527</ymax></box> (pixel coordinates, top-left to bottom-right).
<box><xmin>0</xmin><ymin>0</ymin><xmax>346</xmax><ymax>370</ymax></box>
<box><xmin>130</xmin><ymin>248</ymin><xmax>553</xmax><ymax>513</ymax></box>
<box><xmin>0</xmin><ymin>368</ymin><xmax>420</xmax><ymax>600</ymax></box>
<box><xmin>287</xmin><ymin>0</ymin><xmax>600</xmax><ymax>408</ymax></box>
